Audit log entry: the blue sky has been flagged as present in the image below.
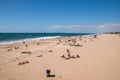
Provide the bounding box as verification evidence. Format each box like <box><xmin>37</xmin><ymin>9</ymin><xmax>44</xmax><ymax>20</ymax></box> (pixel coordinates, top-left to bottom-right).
<box><xmin>0</xmin><ymin>0</ymin><xmax>120</xmax><ymax>33</ymax></box>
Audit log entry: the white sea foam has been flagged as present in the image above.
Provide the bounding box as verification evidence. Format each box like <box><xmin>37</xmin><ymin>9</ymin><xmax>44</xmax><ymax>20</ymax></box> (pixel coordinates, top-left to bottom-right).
<box><xmin>0</xmin><ymin>36</ymin><xmax>60</xmax><ymax>46</ymax></box>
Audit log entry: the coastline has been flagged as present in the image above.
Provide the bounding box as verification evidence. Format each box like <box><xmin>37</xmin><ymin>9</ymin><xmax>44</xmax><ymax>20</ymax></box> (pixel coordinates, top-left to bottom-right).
<box><xmin>0</xmin><ymin>33</ymin><xmax>93</xmax><ymax>46</ymax></box>
<box><xmin>0</xmin><ymin>34</ymin><xmax>120</xmax><ymax>80</ymax></box>
<box><xmin>0</xmin><ymin>36</ymin><xmax>61</xmax><ymax>46</ymax></box>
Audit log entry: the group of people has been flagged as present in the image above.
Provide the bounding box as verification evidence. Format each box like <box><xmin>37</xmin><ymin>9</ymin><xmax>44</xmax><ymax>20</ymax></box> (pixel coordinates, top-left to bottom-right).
<box><xmin>60</xmin><ymin>49</ymin><xmax>80</xmax><ymax>60</ymax></box>
<box><xmin>60</xmin><ymin>53</ymin><xmax>80</xmax><ymax>60</ymax></box>
<box><xmin>18</xmin><ymin>60</ymin><xmax>29</xmax><ymax>65</ymax></box>
<box><xmin>7</xmin><ymin>40</ymin><xmax>41</xmax><ymax>51</ymax></box>
<box><xmin>7</xmin><ymin>46</ymin><xmax>19</xmax><ymax>51</ymax></box>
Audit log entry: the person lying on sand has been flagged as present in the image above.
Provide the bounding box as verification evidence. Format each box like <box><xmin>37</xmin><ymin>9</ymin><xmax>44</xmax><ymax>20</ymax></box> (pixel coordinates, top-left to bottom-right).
<box><xmin>18</xmin><ymin>61</ymin><xmax>29</xmax><ymax>65</ymax></box>
<box><xmin>70</xmin><ymin>55</ymin><xmax>76</xmax><ymax>59</ymax></box>
<box><xmin>64</xmin><ymin>57</ymin><xmax>70</xmax><ymax>60</ymax></box>
<box><xmin>7</xmin><ymin>48</ymin><xmax>12</xmax><ymax>51</ymax></box>
<box><xmin>15</xmin><ymin>46</ymin><xmax>19</xmax><ymax>49</ymax></box>
<box><xmin>60</xmin><ymin>55</ymin><xmax>65</xmax><ymax>58</ymax></box>
<box><xmin>48</xmin><ymin>50</ymin><xmax>53</xmax><ymax>52</ymax></box>
<box><xmin>76</xmin><ymin>54</ymin><xmax>80</xmax><ymax>58</ymax></box>
<box><xmin>60</xmin><ymin>55</ymin><xmax>70</xmax><ymax>60</ymax></box>
<box><xmin>21</xmin><ymin>51</ymin><xmax>32</xmax><ymax>54</ymax></box>
<box><xmin>37</xmin><ymin>55</ymin><xmax>43</xmax><ymax>57</ymax></box>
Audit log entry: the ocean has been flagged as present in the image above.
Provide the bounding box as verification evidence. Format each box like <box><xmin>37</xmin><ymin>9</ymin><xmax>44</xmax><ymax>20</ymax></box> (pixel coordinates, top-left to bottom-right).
<box><xmin>0</xmin><ymin>33</ymin><xmax>93</xmax><ymax>45</ymax></box>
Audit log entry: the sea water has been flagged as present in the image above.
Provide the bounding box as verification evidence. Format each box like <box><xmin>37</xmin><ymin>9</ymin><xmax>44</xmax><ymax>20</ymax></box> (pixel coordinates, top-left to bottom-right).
<box><xmin>0</xmin><ymin>33</ymin><xmax>93</xmax><ymax>45</ymax></box>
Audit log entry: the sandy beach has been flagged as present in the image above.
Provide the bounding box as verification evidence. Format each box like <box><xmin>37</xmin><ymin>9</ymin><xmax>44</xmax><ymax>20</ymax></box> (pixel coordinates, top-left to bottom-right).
<box><xmin>0</xmin><ymin>34</ymin><xmax>120</xmax><ymax>80</ymax></box>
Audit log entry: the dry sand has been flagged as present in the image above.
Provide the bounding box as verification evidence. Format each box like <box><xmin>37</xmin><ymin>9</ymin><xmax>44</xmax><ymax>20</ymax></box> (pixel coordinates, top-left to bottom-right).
<box><xmin>0</xmin><ymin>34</ymin><xmax>120</xmax><ymax>80</ymax></box>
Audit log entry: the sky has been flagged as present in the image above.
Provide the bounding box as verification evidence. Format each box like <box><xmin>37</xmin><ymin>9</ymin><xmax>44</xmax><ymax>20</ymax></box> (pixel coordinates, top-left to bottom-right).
<box><xmin>0</xmin><ymin>0</ymin><xmax>120</xmax><ymax>33</ymax></box>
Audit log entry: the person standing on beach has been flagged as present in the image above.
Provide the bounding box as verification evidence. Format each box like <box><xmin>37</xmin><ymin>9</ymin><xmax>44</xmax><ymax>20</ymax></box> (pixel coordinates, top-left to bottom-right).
<box><xmin>67</xmin><ymin>49</ymin><xmax>71</xmax><ymax>58</ymax></box>
<box><xmin>80</xmin><ymin>36</ymin><xmax>82</xmax><ymax>41</ymax></box>
<box><xmin>59</xmin><ymin>38</ymin><xmax>62</xmax><ymax>43</ymax></box>
<box><xmin>23</xmin><ymin>41</ymin><xmax>25</xmax><ymax>44</ymax></box>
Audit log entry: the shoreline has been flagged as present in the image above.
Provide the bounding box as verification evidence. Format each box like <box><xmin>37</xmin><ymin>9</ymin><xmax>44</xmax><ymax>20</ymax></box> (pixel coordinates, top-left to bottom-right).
<box><xmin>0</xmin><ymin>34</ymin><xmax>94</xmax><ymax>46</ymax></box>
<box><xmin>0</xmin><ymin>36</ymin><xmax>61</xmax><ymax>46</ymax></box>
